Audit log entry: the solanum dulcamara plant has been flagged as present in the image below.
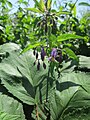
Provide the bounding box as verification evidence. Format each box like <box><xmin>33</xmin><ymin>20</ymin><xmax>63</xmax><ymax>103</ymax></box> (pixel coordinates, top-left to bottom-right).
<box><xmin>0</xmin><ymin>0</ymin><xmax>90</xmax><ymax>120</ymax></box>
<box><xmin>23</xmin><ymin>0</ymin><xmax>85</xmax><ymax>72</ymax></box>
<box><xmin>33</xmin><ymin>47</ymin><xmax>63</xmax><ymax>70</ymax></box>
<box><xmin>23</xmin><ymin>0</ymin><xmax>65</xmax><ymax>73</ymax></box>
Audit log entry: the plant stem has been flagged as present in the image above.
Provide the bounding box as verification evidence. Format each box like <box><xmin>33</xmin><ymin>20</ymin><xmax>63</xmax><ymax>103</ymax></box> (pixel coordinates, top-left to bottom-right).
<box><xmin>36</xmin><ymin>104</ymin><xmax>39</xmax><ymax>120</ymax></box>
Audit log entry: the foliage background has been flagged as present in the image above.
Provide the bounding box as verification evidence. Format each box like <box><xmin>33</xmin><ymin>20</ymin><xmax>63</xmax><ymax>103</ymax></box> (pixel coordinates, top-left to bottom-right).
<box><xmin>0</xmin><ymin>0</ymin><xmax>90</xmax><ymax>120</ymax></box>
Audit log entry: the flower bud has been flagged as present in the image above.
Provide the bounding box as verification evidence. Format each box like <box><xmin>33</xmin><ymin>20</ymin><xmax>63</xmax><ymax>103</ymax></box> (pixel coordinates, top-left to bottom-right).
<box><xmin>33</xmin><ymin>49</ymin><xmax>36</xmax><ymax>56</ymax></box>
<box><xmin>51</xmin><ymin>48</ymin><xmax>57</xmax><ymax>58</ymax></box>
<box><xmin>41</xmin><ymin>47</ymin><xmax>46</xmax><ymax>61</ymax></box>
<box><xmin>33</xmin><ymin>61</ymin><xmax>36</xmax><ymax>66</ymax></box>
<box><xmin>36</xmin><ymin>52</ymin><xmax>38</xmax><ymax>59</ymax></box>
<box><xmin>37</xmin><ymin>60</ymin><xmax>40</xmax><ymax>70</ymax></box>
<box><xmin>43</xmin><ymin>62</ymin><xmax>46</xmax><ymax>69</ymax></box>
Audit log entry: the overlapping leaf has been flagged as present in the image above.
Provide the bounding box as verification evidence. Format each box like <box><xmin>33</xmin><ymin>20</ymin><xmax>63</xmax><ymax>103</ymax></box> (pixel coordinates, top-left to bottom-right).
<box><xmin>0</xmin><ymin>93</ymin><xmax>25</xmax><ymax>120</ymax></box>
<box><xmin>49</xmin><ymin>72</ymin><xmax>90</xmax><ymax>120</ymax></box>
<box><xmin>78</xmin><ymin>55</ymin><xmax>90</xmax><ymax>69</ymax></box>
<box><xmin>0</xmin><ymin>48</ymin><xmax>55</xmax><ymax>105</ymax></box>
<box><xmin>0</xmin><ymin>43</ymin><xmax>20</xmax><ymax>53</ymax></box>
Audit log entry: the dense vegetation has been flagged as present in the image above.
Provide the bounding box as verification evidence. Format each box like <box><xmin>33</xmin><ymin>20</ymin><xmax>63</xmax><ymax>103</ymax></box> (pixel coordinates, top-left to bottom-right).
<box><xmin>0</xmin><ymin>0</ymin><xmax>90</xmax><ymax>120</ymax></box>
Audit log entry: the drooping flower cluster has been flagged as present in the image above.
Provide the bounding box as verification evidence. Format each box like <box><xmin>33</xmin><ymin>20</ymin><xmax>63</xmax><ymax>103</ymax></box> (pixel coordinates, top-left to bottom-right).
<box><xmin>33</xmin><ymin>47</ymin><xmax>46</xmax><ymax>70</ymax></box>
<box><xmin>33</xmin><ymin>47</ymin><xmax>63</xmax><ymax>70</ymax></box>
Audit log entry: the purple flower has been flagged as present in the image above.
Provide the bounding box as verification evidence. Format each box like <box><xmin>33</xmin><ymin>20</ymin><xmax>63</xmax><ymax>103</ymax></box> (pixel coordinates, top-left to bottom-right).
<box><xmin>51</xmin><ymin>48</ymin><xmax>57</xmax><ymax>58</ymax></box>
<box><xmin>48</xmin><ymin>48</ymin><xmax>57</xmax><ymax>61</ymax></box>
<box><xmin>41</xmin><ymin>47</ymin><xmax>46</xmax><ymax>61</ymax></box>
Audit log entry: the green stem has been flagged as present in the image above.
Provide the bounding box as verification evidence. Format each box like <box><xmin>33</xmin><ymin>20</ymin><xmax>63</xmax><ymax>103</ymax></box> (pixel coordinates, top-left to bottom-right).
<box><xmin>46</xmin><ymin>64</ymin><xmax>50</xmax><ymax>102</ymax></box>
<box><xmin>36</xmin><ymin>104</ymin><xmax>39</xmax><ymax>120</ymax></box>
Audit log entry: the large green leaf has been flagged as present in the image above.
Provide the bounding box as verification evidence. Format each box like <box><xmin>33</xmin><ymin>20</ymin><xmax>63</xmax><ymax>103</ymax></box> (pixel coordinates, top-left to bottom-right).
<box><xmin>57</xmin><ymin>34</ymin><xmax>84</xmax><ymax>42</ymax></box>
<box><xmin>78</xmin><ymin>55</ymin><xmax>90</xmax><ymax>69</ymax></box>
<box><xmin>63</xmin><ymin>47</ymin><xmax>78</xmax><ymax>61</ymax></box>
<box><xmin>0</xmin><ymin>93</ymin><xmax>25</xmax><ymax>120</ymax></box>
<box><xmin>49</xmin><ymin>72</ymin><xmax>90</xmax><ymax>120</ymax></box>
<box><xmin>0</xmin><ymin>43</ymin><xmax>20</xmax><ymax>53</ymax></box>
<box><xmin>21</xmin><ymin>40</ymin><xmax>46</xmax><ymax>53</ymax></box>
<box><xmin>0</xmin><ymin>47</ymin><xmax>55</xmax><ymax>105</ymax></box>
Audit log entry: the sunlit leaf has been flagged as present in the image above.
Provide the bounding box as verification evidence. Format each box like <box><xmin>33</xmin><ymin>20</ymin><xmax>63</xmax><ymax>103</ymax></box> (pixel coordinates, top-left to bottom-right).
<box><xmin>33</xmin><ymin>0</ymin><xmax>45</xmax><ymax>12</ymax></box>
<box><xmin>57</xmin><ymin>34</ymin><xmax>84</xmax><ymax>42</ymax></box>
<box><xmin>22</xmin><ymin>43</ymin><xmax>40</xmax><ymax>53</ymax></box>
<box><xmin>64</xmin><ymin>47</ymin><xmax>78</xmax><ymax>60</ymax></box>
<box><xmin>7</xmin><ymin>1</ymin><xmax>12</xmax><ymax>8</ymax></box>
<box><xmin>26</xmin><ymin>8</ymin><xmax>43</xmax><ymax>13</ymax></box>
<box><xmin>40</xmin><ymin>0</ymin><xmax>46</xmax><ymax>11</ymax></box>
<box><xmin>72</xmin><ymin>5</ymin><xmax>76</xmax><ymax>17</ymax></box>
<box><xmin>47</xmin><ymin>0</ymin><xmax>52</xmax><ymax>10</ymax></box>
<box><xmin>56</xmin><ymin>11</ymin><xmax>71</xmax><ymax>16</ymax></box>
<box><xmin>21</xmin><ymin>41</ymin><xmax>46</xmax><ymax>53</ymax></box>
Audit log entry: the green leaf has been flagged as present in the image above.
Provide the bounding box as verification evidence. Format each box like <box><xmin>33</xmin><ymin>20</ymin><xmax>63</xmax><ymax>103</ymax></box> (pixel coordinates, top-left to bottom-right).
<box><xmin>47</xmin><ymin>0</ymin><xmax>52</xmax><ymax>10</ymax></box>
<box><xmin>21</xmin><ymin>41</ymin><xmax>46</xmax><ymax>53</ymax></box>
<box><xmin>78</xmin><ymin>55</ymin><xmax>90</xmax><ymax>69</ymax></box>
<box><xmin>57</xmin><ymin>34</ymin><xmax>84</xmax><ymax>42</ymax></box>
<box><xmin>40</xmin><ymin>0</ymin><xmax>46</xmax><ymax>11</ymax></box>
<box><xmin>79</xmin><ymin>2</ymin><xmax>90</xmax><ymax>7</ymax></box>
<box><xmin>50</xmin><ymin>72</ymin><xmax>90</xmax><ymax>120</ymax></box>
<box><xmin>26</xmin><ymin>8</ymin><xmax>43</xmax><ymax>13</ymax></box>
<box><xmin>72</xmin><ymin>5</ymin><xmax>76</xmax><ymax>17</ymax></box>
<box><xmin>64</xmin><ymin>47</ymin><xmax>78</xmax><ymax>60</ymax></box>
<box><xmin>60</xmin><ymin>59</ymin><xmax>78</xmax><ymax>73</ymax></box>
<box><xmin>18</xmin><ymin>0</ymin><xmax>23</xmax><ymax>3</ymax></box>
<box><xmin>0</xmin><ymin>43</ymin><xmax>20</xmax><ymax>53</ymax></box>
<box><xmin>49</xmin><ymin>34</ymin><xmax>57</xmax><ymax>47</ymax></box>
<box><xmin>33</xmin><ymin>0</ymin><xmax>45</xmax><ymax>12</ymax></box>
<box><xmin>0</xmin><ymin>44</ymin><xmax>55</xmax><ymax>105</ymax></box>
<box><xmin>56</xmin><ymin>11</ymin><xmax>71</xmax><ymax>16</ymax></box>
<box><xmin>0</xmin><ymin>93</ymin><xmax>25</xmax><ymax>120</ymax></box>
<box><xmin>7</xmin><ymin>1</ymin><xmax>12</xmax><ymax>8</ymax></box>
